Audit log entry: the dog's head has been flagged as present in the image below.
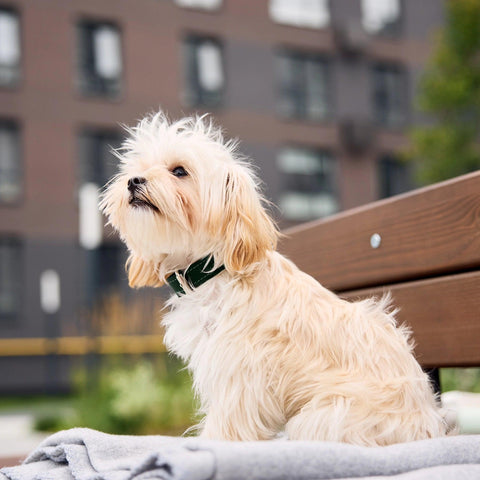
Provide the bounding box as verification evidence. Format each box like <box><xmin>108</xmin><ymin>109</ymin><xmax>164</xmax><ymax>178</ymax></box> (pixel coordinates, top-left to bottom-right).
<box><xmin>101</xmin><ymin>112</ymin><xmax>279</xmax><ymax>288</ymax></box>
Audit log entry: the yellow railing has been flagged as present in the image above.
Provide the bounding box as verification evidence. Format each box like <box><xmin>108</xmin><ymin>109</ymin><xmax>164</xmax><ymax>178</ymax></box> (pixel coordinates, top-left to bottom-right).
<box><xmin>0</xmin><ymin>335</ymin><xmax>167</xmax><ymax>356</ymax></box>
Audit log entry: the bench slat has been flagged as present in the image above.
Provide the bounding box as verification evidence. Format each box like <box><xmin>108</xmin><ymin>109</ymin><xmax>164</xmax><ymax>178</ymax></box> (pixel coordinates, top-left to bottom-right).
<box><xmin>342</xmin><ymin>271</ymin><xmax>480</xmax><ymax>368</ymax></box>
<box><xmin>280</xmin><ymin>171</ymin><xmax>480</xmax><ymax>292</ymax></box>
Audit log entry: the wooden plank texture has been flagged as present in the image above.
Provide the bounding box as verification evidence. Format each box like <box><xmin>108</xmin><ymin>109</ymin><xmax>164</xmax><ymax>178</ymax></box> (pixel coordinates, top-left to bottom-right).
<box><xmin>342</xmin><ymin>271</ymin><xmax>480</xmax><ymax>368</ymax></box>
<box><xmin>280</xmin><ymin>171</ymin><xmax>480</xmax><ymax>292</ymax></box>
<box><xmin>0</xmin><ymin>457</ymin><xmax>24</xmax><ymax>468</ymax></box>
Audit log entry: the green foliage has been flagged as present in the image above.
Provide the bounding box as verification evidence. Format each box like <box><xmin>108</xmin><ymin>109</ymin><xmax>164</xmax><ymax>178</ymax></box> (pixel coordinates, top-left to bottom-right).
<box><xmin>35</xmin><ymin>356</ymin><xmax>198</xmax><ymax>436</ymax></box>
<box><xmin>408</xmin><ymin>0</ymin><xmax>480</xmax><ymax>183</ymax></box>
<box><xmin>441</xmin><ymin>368</ymin><xmax>480</xmax><ymax>393</ymax></box>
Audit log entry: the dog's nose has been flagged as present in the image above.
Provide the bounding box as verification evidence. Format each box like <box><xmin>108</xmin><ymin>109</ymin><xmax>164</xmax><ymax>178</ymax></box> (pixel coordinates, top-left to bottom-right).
<box><xmin>127</xmin><ymin>176</ymin><xmax>146</xmax><ymax>193</ymax></box>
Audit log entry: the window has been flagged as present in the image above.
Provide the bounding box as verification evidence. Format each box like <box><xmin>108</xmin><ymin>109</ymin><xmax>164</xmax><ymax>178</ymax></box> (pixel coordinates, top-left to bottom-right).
<box><xmin>84</xmin><ymin>244</ymin><xmax>125</xmax><ymax>307</ymax></box>
<box><xmin>378</xmin><ymin>155</ymin><xmax>413</xmax><ymax>198</ymax></box>
<box><xmin>277</xmin><ymin>147</ymin><xmax>338</xmax><ymax>222</ymax></box>
<box><xmin>183</xmin><ymin>36</ymin><xmax>224</xmax><ymax>107</ymax></box>
<box><xmin>174</xmin><ymin>0</ymin><xmax>222</xmax><ymax>10</ymax></box>
<box><xmin>77</xmin><ymin>21</ymin><xmax>122</xmax><ymax>97</ymax></box>
<box><xmin>78</xmin><ymin>129</ymin><xmax>122</xmax><ymax>188</ymax></box>
<box><xmin>361</xmin><ymin>0</ymin><xmax>401</xmax><ymax>35</ymax></box>
<box><xmin>269</xmin><ymin>0</ymin><xmax>330</xmax><ymax>29</ymax></box>
<box><xmin>0</xmin><ymin>7</ymin><xmax>20</xmax><ymax>87</ymax></box>
<box><xmin>276</xmin><ymin>51</ymin><xmax>330</xmax><ymax>121</ymax></box>
<box><xmin>372</xmin><ymin>64</ymin><xmax>407</xmax><ymax>127</ymax></box>
<box><xmin>0</xmin><ymin>238</ymin><xmax>22</xmax><ymax>320</ymax></box>
<box><xmin>0</xmin><ymin>120</ymin><xmax>21</xmax><ymax>203</ymax></box>
<box><xmin>78</xmin><ymin>130</ymin><xmax>122</xmax><ymax>250</ymax></box>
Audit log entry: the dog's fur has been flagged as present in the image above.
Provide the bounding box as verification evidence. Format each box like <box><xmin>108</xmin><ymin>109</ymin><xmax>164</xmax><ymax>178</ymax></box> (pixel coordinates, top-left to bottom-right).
<box><xmin>101</xmin><ymin>111</ymin><xmax>447</xmax><ymax>445</ymax></box>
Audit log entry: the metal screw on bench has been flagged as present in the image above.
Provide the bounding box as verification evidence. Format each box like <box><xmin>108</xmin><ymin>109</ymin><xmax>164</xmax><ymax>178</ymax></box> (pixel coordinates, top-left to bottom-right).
<box><xmin>370</xmin><ymin>233</ymin><xmax>381</xmax><ymax>249</ymax></box>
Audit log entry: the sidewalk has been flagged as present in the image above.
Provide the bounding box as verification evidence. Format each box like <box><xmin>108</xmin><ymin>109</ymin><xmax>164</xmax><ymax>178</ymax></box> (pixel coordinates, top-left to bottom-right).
<box><xmin>0</xmin><ymin>414</ymin><xmax>49</xmax><ymax>467</ymax></box>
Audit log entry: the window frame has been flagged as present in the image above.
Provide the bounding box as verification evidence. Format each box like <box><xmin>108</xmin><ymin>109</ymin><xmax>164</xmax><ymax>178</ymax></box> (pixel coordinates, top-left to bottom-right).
<box><xmin>182</xmin><ymin>34</ymin><xmax>225</xmax><ymax>108</ymax></box>
<box><xmin>83</xmin><ymin>243</ymin><xmax>128</xmax><ymax>309</ymax></box>
<box><xmin>0</xmin><ymin>236</ymin><xmax>23</xmax><ymax>324</ymax></box>
<box><xmin>275</xmin><ymin>48</ymin><xmax>332</xmax><ymax>122</ymax></box>
<box><xmin>0</xmin><ymin>118</ymin><xmax>22</xmax><ymax>205</ymax></box>
<box><xmin>371</xmin><ymin>62</ymin><xmax>408</xmax><ymax>128</ymax></box>
<box><xmin>377</xmin><ymin>153</ymin><xmax>414</xmax><ymax>199</ymax></box>
<box><xmin>0</xmin><ymin>6</ymin><xmax>21</xmax><ymax>88</ymax></box>
<box><xmin>276</xmin><ymin>145</ymin><xmax>339</xmax><ymax>222</ymax></box>
<box><xmin>269</xmin><ymin>0</ymin><xmax>331</xmax><ymax>30</ymax></box>
<box><xmin>77</xmin><ymin>127</ymin><xmax>123</xmax><ymax>191</ymax></box>
<box><xmin>174</xmin><ymin>0</ymin><xmax>222</xmax><ymax>11</ymax></box>
<box><xmin>76</xmin><ymin>19</ymin><xmax>124</xmax><ymax>98</ymax></box>
<box><xmin>361</xmin><ymin>0</ymin><xmax>403</xmax><ymax>37</ymax></box>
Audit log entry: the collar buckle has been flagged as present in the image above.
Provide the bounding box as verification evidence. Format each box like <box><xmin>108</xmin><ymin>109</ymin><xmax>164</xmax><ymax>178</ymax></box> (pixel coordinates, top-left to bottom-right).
<box><xmin>166</xmin><ymin>256</ymin><xmax>225</xmax><ymax>297</ymax></box>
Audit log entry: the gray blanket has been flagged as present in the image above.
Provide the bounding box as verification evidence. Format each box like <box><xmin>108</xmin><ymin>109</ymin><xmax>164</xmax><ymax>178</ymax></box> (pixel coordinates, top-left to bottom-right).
<box><xmin>2</xmin><ymin>429</ymin><xmax>480</xmax><ymax>480</ymax></box>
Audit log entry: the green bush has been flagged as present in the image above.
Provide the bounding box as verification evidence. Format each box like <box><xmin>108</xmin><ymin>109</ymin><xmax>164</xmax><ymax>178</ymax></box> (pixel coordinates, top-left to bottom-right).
<box><xmin>35</xmin><ymin>356</ymin><xmax>198</xmax><ymax>436</ymax></box>
<box><xmin>441</xmin><ymin>368</ymin><xmax>480</xmax><ymax>394</ymax></box>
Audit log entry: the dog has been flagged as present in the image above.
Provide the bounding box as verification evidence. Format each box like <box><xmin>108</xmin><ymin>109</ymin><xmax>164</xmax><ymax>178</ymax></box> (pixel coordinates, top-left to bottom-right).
<box><xmin>101</xmin><ymin>111</ymin><xmax>448</xmax><ymax>445</ymax></box>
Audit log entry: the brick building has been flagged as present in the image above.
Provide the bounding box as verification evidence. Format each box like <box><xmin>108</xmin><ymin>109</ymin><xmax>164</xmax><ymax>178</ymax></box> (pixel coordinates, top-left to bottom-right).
<box><xmin>0</xmin><ymin>0</ymin><xmax>444</xmax><ymax>392</ymax></box>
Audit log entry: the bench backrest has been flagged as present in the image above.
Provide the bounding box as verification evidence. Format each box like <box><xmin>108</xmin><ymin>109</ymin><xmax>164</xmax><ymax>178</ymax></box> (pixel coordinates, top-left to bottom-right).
<box><xmin>279</xmin><ymin>170</ymin><xmax>480</xmax><ymax>369</ymax></box>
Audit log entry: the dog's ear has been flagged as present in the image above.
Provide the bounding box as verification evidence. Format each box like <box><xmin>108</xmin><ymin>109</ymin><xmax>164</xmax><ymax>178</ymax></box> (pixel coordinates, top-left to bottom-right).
<box><xmin>220</xmin><ymin>166</ymin><xmax>279</xmax><ymax>274</ymax></box>
<box><xmin>126</xmin><ymin>254</ymin><xmax>164</xmax><ymax>288</ymax></box>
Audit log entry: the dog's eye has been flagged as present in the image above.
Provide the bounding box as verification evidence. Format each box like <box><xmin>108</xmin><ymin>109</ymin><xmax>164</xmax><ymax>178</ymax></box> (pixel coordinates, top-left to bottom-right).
<box><xmin>171</xmin><ymin>166</ymin><xmax>188</xmax><ymax>178</ymax></box>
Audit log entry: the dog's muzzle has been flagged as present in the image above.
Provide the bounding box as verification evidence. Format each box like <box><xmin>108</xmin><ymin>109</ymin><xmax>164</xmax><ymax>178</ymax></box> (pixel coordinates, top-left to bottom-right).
<box><xmin>127</xmin><ymin>177</ymin><xmax>159</xmax><ymax>212</ymax></box>
<box><xmin>128</xmin><ymin>176</ymin><xmax>146</xmax><ymax>193</ymax></box>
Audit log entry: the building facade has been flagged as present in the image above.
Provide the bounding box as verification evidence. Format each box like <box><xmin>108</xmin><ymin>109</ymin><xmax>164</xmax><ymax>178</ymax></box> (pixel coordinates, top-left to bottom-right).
<box><xmin>0</xmin><ymin>0</ymin><xmax>444</xmax><ymax>392</ymax></box>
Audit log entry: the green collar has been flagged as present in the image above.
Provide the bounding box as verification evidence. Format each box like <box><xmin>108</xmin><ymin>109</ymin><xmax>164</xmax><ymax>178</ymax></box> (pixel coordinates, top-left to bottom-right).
<box><xmin>166</xmin><ymin>256</ymin><xmax>225</xmax><ymax>297</ymax></box>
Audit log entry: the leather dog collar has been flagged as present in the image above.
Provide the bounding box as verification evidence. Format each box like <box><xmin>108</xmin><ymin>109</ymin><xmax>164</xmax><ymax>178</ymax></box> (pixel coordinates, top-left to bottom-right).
<box><xmin>166</xmin><ymin>256</ymin><xmax>225</xmax><ymax>297</ymax></box>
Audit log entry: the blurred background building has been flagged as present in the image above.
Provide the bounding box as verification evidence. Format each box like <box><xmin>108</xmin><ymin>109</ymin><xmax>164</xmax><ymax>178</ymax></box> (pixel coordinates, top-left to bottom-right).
<box><xmin>0</xmin><ymin>0</ymin><xmax>445</xmax><ymax>392</ymax></box>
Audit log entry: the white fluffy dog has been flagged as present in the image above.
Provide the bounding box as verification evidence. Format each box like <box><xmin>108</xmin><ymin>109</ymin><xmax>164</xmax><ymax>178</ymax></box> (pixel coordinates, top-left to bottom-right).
<box><xmin>101</xmin><ymin>111</ymin><xmax>447</xmax><ymax>445</ymax></box>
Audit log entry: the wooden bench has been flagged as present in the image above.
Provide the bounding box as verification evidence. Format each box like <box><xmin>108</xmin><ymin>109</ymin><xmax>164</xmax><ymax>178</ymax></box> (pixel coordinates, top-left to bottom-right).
<box><xmin>280</xmin><ymin>170</ymin><xmax>480</xmax><ymax>389</ymax></box>
<box><xmin>1</xmin><ymin>172</ymin><xmax>479</xmax><ymax>472</ymax></box>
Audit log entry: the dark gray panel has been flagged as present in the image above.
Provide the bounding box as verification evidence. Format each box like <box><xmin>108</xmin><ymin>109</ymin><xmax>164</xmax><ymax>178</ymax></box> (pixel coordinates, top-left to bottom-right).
<box><xmin>0</xmin><ymin>239</ymin><xmax>80</xmax><ymax>339</ymax></box>
<box><xmin>329</xmin><ymin>0</ymin><xmax>363</xmax><ymax>24</ymax></box>
<box><xmin>0</xmin><ymin>356</ymin><xmax>73</xmax><ymax>394</ymax></box>
<box><xmin>225</xmin><ymin>40</ymin><xmax>276</xmax><ymax>112</ymax></box>
<box><xmin>333</xmin><ymin>58</ymin><xmax>371</xmax><ymax>121</ymax></box>
<box><xmin>403</xmin><ymin>0</ymin><xmax>445</xmax><ymax>39</ymax></box>
<box><xmin>239</xmin><ymin>142</ymin><xmax>280</xmax><ymax>207</ymax></box>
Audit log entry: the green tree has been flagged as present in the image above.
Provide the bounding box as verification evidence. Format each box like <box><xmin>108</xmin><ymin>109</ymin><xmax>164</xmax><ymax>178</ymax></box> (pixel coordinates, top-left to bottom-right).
<box><xmin>408</xmin><ymin>0</ymin><xmax>480</xmax><ymax>184</ymax></box>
